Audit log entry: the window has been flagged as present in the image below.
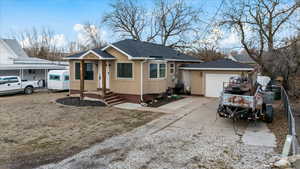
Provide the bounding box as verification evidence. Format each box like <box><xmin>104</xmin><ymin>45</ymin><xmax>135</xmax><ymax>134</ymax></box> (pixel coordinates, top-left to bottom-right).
<box><xmin>149</xmin><ymin>63</ymin><xmax>166</xmax><ymax>79</ymax></box>
<box><xmin>75</xmin><ymin>62</ymin><xmax>94</xmax><ymax>80</ymax></box>
<box><xmin>49</xmin><ymin>75</ymin><xmax>60</xmax><ymax>81</ymax></box>
<box><xmin>170</xmin><ymin>63</ymin><xmax>175</xmax><ymax>74</ymax></box>
<box><xmin>28</xmin><ymin>69</ymin><xmax>36</xmax><ymax>74</ymax></box>
<box><xmin>85</xmin><ymin>63</ymin><xmax>94</xmax><ymax>80</ymax></box>
<box><xmin>0</xmin><ymin>77</ymin><xmax>18</xmax><ymax>84</ymax></box>
<box><xmin>150</xmin><ymin>64</ymin><xmax>158</xmax><ymax>78</ymax></box>
<box><xmin>117</xmin><ymin>63</ymin><xmax>133</xmax><ymax>78</ymax></box>
<box><xmin>6</xmin><ymin>77</ymin><xmax>19</xmax><ymax>83</ymax></box>
<box><xmin>75</xmin><ymin>63</ymin><xmax>80</xmax><ymax>80</ymax></box>
<box><xmin>159</xmin><ymin>64</ymin><xmax>166</xmax><ymax>78</ymax></box>
<box><xmin>64</xmin><ymin>75</ymin><xmax>69</xmax><ymax>81</ymax></box>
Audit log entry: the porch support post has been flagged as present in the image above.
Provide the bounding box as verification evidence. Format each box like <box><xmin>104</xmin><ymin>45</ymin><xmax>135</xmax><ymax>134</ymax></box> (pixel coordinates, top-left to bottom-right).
<box><xmin>80</xmin><ymin>60</ymin><xmax>85</xmax><ymax>100</ymax></box>
<box><xmin>102</xmin><ymin>60</ymin><xmax>106</xmax><ymax>97</ymax></box>
<box><xmin>44</xmin><ymin>69</ymin><xmax>48</xmax><ymax>88</ymax></box>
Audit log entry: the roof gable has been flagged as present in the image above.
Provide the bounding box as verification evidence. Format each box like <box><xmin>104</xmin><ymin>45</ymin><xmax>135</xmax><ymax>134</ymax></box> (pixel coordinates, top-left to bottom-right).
<box><xmin>66</xmin><ymin>48</ymin><xmax>115</xmax><ymax>60</ymax></box>
<box><xmin>1</xmin><ymin>39</ymin><xmax>29</xmax><ymax>58</ymax></box>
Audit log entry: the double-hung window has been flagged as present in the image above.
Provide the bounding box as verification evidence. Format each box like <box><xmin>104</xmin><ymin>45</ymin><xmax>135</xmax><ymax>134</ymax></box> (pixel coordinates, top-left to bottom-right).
<box><xmin>117</xmin><ymin>63</ymin><xmax>133</xmax><ymax>79</ymax></box>
<box><xmin>149</xmin><ymin>63</ymin><xmax>166</xmax><ymax>79</ymax></box>
<box><xmin>75</xmin><ymin>62</ymin><xmax>94</xmax><ymax>80</ymax></box>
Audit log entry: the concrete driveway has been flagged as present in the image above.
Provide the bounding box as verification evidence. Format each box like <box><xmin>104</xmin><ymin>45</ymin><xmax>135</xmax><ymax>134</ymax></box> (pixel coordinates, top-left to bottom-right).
<box><xmin>37</xmin><ymin>97</ymin><xmax>276</xmax><ymax>169</ymax></box>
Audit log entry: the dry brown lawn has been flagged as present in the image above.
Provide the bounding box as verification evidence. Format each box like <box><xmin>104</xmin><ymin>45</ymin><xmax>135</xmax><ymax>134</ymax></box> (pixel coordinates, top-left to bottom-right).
<box><xmin>0</xmin><ymin>92</ymin><xmax>163</xmax><ymax>169</ymax></box>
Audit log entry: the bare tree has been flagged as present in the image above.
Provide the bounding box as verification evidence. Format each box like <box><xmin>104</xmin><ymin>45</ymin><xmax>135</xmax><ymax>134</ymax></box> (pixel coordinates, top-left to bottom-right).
<box><xmin>186</xmin><ymin>47</ymin><xmax>226</xmax><ymax>62</ymax></box>
<box><xmin>102</xmin><ymin>0</ymin><xmax>147</xmax><ymax>40</ymax></box>
<box><xmin>10</xmin><ymin>27</ymin><xmax>65</xmax><ymax>60</ymax></box>
<box><xmin>154</xmin><ymin>0</ymin><xmax>199</xmax><ymax>48</ymax></box>
<box><xmin>221</xmin><ymin>0</ymin><xmax>299</xmax><ymax>68</ymax></box>
<box><xmin>102</xmin><ymin>0</ymin><xmax>199</xmax><ymax>48</ymax></box>
<box><xmin>264</xmin><ymin>33</ymin><xmax>300</xmax><ymax>96</ymax></box>
<box><xmin>79</xmin><ymin>22</ymin><xmax>106</xmax><ymax>49</ymax></box>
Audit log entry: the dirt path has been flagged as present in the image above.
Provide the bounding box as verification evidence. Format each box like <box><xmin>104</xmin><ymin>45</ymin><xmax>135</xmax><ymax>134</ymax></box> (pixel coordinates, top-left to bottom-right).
<box><xmin>0</xmin><ymin>92</ymin><xmax>163</xmax><ymax>169</ymax></box>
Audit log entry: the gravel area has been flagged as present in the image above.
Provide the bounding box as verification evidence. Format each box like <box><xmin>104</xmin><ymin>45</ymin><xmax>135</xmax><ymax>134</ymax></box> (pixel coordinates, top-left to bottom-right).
<box><xmin>37</xmin><ymin>97</ymin><xmax>277</xmax><ymax>169</ymax></box>
<box><xmin>0</xmin><ymin>92</ymin><xmax>163</xmax><ymax>169</ymax></box>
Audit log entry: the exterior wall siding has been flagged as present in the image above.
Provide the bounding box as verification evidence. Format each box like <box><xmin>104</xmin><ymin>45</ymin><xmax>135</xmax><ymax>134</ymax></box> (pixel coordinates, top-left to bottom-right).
<box><xmin>190</xmin><ymin>70</ymin><xmax>203</xmax><ymax>95</ymax></box>
<box><xmin>106</xmin><ymin>48</ymin><xmax>141</xmax><ymax>95</ymax></box>
<box><xmin>68</xmin><ymin>47</ymin><xmax>201</xmax><ymax>97</ymax></box>
<box><xmin>142</xmin><ymin>62</ymin><xmax>168</xmax><ymax>94</ymax></box>
<box><xmin>69</xmin><ymin>60</ymin><xmax>99</xmax><ymax>91</ymax></box>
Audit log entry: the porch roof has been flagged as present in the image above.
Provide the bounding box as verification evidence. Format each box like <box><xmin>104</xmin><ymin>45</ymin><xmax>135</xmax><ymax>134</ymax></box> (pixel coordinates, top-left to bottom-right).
<box><xmin>0</xmin><ymin>64</ymin><xmax>67</xmax><ymax>70</ymax></box>
<box><xmin>65</xmin><ymin>48</ymin><xmax>115</xmax><ymax>60</ymax></box>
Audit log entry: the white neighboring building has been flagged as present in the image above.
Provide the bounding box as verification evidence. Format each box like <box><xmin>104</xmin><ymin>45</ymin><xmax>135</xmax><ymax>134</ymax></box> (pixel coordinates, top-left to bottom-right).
<box><xmin>0</xmin><ymin>39</ymin><xmax>67</xmax><ymax>84</ymax></box>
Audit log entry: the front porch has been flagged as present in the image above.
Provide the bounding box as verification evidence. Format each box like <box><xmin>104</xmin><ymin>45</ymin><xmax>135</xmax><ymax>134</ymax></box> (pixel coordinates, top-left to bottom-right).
<box><xmin>69</xmin><ymin>51</ymin><xmax>125</xmax><ymax>105</ymax></box>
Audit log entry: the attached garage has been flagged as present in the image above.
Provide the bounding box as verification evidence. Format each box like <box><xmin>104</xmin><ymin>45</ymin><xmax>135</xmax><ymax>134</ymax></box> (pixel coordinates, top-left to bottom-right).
<box><xmin>180</xmin><ymin>59</ymin><xmax>254</xmax><ymax>97</ymax></box>
<box><xmin>205</xmin><ymin>73</ymin><xmax>239</xmax><ymax>97</ymax></box>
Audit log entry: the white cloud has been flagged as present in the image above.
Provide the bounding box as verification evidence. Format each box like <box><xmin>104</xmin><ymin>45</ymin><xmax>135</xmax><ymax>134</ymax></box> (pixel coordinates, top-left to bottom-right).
<box><xmin>73</xmin><ymin>24</ymin><xmax>84</xmax><ymax>32</ymax></box>
<box><xmin>219</xmin><ymin>31</ymin><xmax>240</xmax><ymax>48</ymax></box>
<box><xmin>73</xmin><ymin>23</ymin><xmax>109</xmax><ymax>45</ymax></box>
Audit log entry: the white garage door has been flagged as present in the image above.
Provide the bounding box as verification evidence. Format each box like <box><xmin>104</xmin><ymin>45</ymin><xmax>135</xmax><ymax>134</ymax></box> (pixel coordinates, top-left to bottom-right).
<box><xmin>205</xmin><ymin>73</ymin><xmax>239</xmax><ymax>97</ymax></box>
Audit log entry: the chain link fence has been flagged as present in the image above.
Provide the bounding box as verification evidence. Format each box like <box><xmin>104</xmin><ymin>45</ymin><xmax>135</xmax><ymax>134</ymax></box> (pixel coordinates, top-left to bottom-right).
<box><xmin>281</xmin><ymin>86</ymin><xmax>299</xmax><ymax>155</ymax></box>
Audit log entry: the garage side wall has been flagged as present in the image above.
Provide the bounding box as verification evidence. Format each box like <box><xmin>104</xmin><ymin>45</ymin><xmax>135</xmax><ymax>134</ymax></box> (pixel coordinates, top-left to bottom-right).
<box><xmin>190</xmin><ymin>70</ymin><xmax>203</xmax><ymax>95</ymax></box>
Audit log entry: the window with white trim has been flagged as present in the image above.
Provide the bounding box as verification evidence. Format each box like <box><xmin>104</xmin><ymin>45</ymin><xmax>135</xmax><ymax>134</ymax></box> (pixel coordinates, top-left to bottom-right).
<box><xmin>170</xmin><ymin>63</ymin><xmax>175</xmax><ymax>74</ymax></box>
<box><xmin>117</xmin><ymin>63</ymin><xmax>133</xmax><ymax>78</ymax></box>
<box><xmin>149</xmin><ymin>63</ymin><xmax>166</xmax><ymax>79</ymax></box>
<box><xmin>75</xmin><ymin>62</ymin><xmax>94</xmax><ymax>80</ymax></box>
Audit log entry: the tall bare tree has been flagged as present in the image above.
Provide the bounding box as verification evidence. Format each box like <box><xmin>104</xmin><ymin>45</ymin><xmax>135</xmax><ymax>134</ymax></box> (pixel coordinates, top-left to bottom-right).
<box><xmin>79</xmin><ymin>22</ymin><xmax>106</xmax><ymax>49</ymax></box>
<box><xmin>102</xmin><ymin>0</ymin><xmax>199</xmax><ymax>48</ymax></box>
<box><xmin>10</xmin><ymin>27</ymin><xmax>66</xmax><ymax>60</ymax></box>
<box><xmin>221</xmin><ymin>0</ymin><xmax>299</xmax><ymax>68</ymax></box>
<box><xmin>154</xmin><ymin>0</ymin><xmax>199</xmax><ymax>48</ymax></box>
<box><xmin>102</xmin><ymin>0</ymin><xmax>147</xmax><ymax>40</ymax></box>
<box><xmin>68</xmin><ymin>22</ymin><xmax>107</xmax><ymax>54</ymax></box>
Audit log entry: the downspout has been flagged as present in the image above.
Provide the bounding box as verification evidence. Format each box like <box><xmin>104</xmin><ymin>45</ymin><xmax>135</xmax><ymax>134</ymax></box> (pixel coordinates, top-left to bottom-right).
<box><xmin>140</xmin><ymin>59</ymin><xmax>147</xmax><ymax>103</ymax></box>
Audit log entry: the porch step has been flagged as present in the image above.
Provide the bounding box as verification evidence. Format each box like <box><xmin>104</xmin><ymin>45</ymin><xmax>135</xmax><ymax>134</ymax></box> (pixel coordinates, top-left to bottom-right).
<box><xmin>100</xmin><ymin>91</ymin><xmax>126</xmax><ymax>106</ymax></box>
<box><xmin>110</xmin><ymin>100</ymin><xmax>126</xmax><ymax>106</ymax></box>
<box><xmin>106</xmin><ymin>98</ymin><xmax>125</xmax><ymax>105</ymax></box>
<box><xmin>104</xmin><ymin>95</ymin><xmax>121</xmax><ymax>102</ymax></box>
<box><xmin>104</xmin><ymin>92</ymin><xmax>114</xmax><ymax>97</ymax></box>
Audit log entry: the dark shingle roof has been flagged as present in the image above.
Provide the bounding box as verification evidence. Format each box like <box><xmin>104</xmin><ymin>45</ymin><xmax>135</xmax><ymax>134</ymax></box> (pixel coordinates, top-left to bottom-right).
<box><xmin>232</xmin><ymin>54</ymin><xmax>256</xmax><ymax>64</ymax></box>
<box><xmin>111</xmin><ymin>39</ymin><xmax>201</xmax><ymax>61</ymax></box>
<box><xmin>66</xmin><ymin>48</ymin><xmax>114</xmax><ymax>59</ymax></box>
<box><xmin>181</xmin><ymin>59</ymin><xmax>253</xmax><ymax>70</ymax></box>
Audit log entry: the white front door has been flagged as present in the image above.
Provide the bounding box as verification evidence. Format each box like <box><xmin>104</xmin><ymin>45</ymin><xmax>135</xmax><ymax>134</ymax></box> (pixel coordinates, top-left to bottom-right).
<box><xmin>106</xmin><ymin>65</ymin><xmax>110</xmax><ymax>89</ymax></box>
<box><xmin>205</xmin><ymin>73</ymin><xmax>239</xmax><ymax>97</ymax></box>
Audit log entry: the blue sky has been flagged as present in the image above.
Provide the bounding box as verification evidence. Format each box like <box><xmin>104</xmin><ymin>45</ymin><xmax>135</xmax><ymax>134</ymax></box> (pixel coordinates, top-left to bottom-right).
<box><xmin>0</xmin><ymin>0</ymin><xmax>222</xmax><ymax>39</ymax></box>
<box><xmin>0</xmin><ymin>0</ymin><xmax>113</xmax><ymax>40</ymax></box>
<box><xmin>0</xmin><ymin>0</ymin><xmax>243</xmax><ymax>50</ymax></box>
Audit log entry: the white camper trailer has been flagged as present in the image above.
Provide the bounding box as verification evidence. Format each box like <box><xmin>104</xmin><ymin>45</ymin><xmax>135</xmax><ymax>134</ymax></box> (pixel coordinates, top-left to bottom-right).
<box><xmin>47</xmin><ymin>70</ymin><xmax>69</xmax><ymax>91</ymax></box>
